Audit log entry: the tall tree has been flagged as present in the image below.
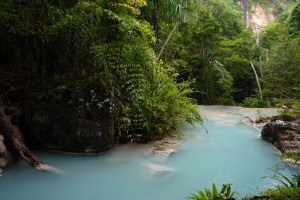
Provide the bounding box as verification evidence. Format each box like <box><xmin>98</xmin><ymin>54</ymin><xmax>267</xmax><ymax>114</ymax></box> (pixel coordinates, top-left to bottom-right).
<box><xmin>244</xmin><ymin>0</ymin><xmax>248</xmax><ymax>28</ymax></box>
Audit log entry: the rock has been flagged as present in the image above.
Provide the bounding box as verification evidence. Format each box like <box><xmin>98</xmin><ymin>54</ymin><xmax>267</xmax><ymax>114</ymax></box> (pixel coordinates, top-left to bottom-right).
<box><xmin>0</xmin><ymin>157</ymin><xmax>7</xmax><ymax>168</ymax></box>
<box><xmin>0</xmin><ymin>138</ymin><xmax>16</xmax><ymax>172</ymax></box>
<box><xmin>152</xmin><ymin>147</ymin><xmax>176</xmax><ymax>157</ymax></box>
<box><xmin>261</xmin><ymin>121</ymin><xmax>300</xmax><ymax>157</ymax></box>
<box><xmin>247</xmin><ymin>196</ymin><xmax>270</xmax><ymax>200</ymax></box>
<box><xmin>147</xmin><ymin>163</ymin><xmax>176</xmax><ymax>175</ymax></box>
<box><xmin>149</xmin><ymin>138</ymin><xmax>181</xmax><ymax>157</ymax></box>
<box><xmin>0</xmin><ymin>141</ymin><xmax>6</xmax><ymax>156</ymax></box>
<box><xmin>154</xmin><ymin>140</ymin><xmax>181</xmax><ymax>149</ymax></box>
<box><xmin>25</xmin><ymin>82</ymin><xmax>114</xmax><ymax>153</ymax></box>
<box><xmin>0</xmin><ymin>135</ymin><xmax>4</xmax><ymax>142</ymax></box>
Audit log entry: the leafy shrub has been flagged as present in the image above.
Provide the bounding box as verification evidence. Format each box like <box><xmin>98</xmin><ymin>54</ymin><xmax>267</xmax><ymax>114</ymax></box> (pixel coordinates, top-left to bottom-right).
<box><xmin>136</xmin><ymin>63</ymin><xmax>202</xmax><ymax>141</ymax></box>
<box><xmin>245</xmin><ymin>172</ymin><xmax>300</xmax><ymax>200</ymax></box>
<box><xmin>242</xmin><ymin>97</ymin><xmax>270</xmax><ymax>108</ymax></box>
<box><xmin>91</xmin><ymin>19</ymin><xmax>202</xmax><ymax>142</ymax></box>
<box><xmin>275</xmin><ymin>99</ymin><xmax>300</xmax><ymax>121</ymax></box>
<box><xmin>261</xmin><ymin>186</ymin><xmax>300</xmax><ymax>200</ymax></box>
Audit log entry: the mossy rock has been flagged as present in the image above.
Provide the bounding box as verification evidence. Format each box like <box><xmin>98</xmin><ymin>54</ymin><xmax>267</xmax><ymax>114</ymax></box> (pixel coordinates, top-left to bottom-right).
<box><xmin>25</xmin><ymin>82</ymin><xmax>114</xmax><ymax>153</ymax></box>
<box><xmin>0</xmin><ymin>157</ymin><xmax>7</xmax><ymax>168</ymax></box>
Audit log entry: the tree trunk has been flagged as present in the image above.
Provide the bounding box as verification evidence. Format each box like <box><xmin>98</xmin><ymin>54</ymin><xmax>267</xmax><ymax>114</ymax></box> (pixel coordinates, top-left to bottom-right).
<box><xmin>250</xmin><ymin>60</ymin><xmax>263</xmax><ymax>99</ymax></box>
<box><xmin>259</xmin><ymin>55</ymin><xmax>263</xmax><ymax>78</ymax></box>
<box><xmin>156</xmin><ymin>22</ymin><xmax>178</xmax><ymax>62</ymax></box>
<box><xmin>243</xmin><ymin>0</ymin><xmax>248</xmax><ymax>28</ymax></box>
<box><xmin>0</xmin><ymin>105</ymin><xmax>44</xmax><ymax>169</ymax></box>
<box><xmin>152</xmin><ymin>0</ymin><xmax>159</xmax><ymax>39</ymax></box>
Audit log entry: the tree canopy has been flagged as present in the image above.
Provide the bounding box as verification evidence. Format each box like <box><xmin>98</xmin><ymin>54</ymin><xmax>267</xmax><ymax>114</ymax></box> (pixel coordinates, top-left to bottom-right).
<box><xmin>0</xmin><ymin>0</ymin><xmax>299</xmax><ymax>143</ymax></box>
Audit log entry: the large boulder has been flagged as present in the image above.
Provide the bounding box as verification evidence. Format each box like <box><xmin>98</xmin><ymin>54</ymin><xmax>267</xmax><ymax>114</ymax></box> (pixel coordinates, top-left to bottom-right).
<box><xmin>0</xmin><ymin>134</ymin><xmax>9</xmax><ymax>173</ymax></box>
<box><xmin>261</xmin><ymin>121</ymin><xmax>300</xmax><ymax>154</ymax></box>
<box><xmin>25</xmin><ymin>82</ymin><xmax>114</xmax><ymax>153</ymax></box>
<box><xmin>0</xmin><ymin>135</ymin><xmax>5</xmax><ymax>155</ymax></box>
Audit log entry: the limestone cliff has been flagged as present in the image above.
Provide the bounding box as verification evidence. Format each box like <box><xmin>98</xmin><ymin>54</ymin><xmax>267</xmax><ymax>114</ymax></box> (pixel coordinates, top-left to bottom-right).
<box><xmin>238</xmin><ymin>0</ymin><xmax>296</xmax><ymax>35</ymax></box>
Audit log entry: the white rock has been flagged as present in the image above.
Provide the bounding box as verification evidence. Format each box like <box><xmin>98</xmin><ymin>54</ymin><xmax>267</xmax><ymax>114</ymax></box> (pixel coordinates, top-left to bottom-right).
<box><xmin>147</xmin><ymin>163</ymin><xmax>176</xmax><ymax>175</ymax></box>
<box><xmin>151</xmin><ymin>147</ymin><xmax>176</xmax><ymax>157</ymax></box>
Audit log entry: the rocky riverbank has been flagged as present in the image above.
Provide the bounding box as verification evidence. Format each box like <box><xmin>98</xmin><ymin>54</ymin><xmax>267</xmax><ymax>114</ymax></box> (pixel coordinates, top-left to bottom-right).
<box><xmin>0</xmin><ymin>135</ymin><xmax>5</xmax><ymax>174</ymax></box>
<box><xmin>0</xmin><ymin>135</ymin><xmax>12</xmax><ymax>174</ymax></box>
<box><xmin>262</xmin><ymin>120</ymin><xmax>300</xmax><ymax>166</ymax></box>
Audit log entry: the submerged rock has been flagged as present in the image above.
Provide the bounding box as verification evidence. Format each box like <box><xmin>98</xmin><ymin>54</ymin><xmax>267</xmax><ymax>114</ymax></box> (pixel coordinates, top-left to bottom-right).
<box><xmin>0</xmin><ymin>157</ymin><xmax>7</xmax><ymax>168</ymax></box>
<box><xmin>25</xmin><ymin>83</ymin><xmax>113</xmax><ymax>153</ymax></box>
<box><xmin>261</xmin><ymin>120</ymin><xmax>300</xmax><ymax>164</ymax></box>
<box><xmin>152</xmin><ymin>147</ymin><xmax>176</xmax><ymax>157</ymax></box>
<box><xmin>147</xmin><ymin>163</ymin><xmax>176</xmax><ymax>175</ymax></box>
<box><xmin>149</xmin><ymin>138</ymin><xmax>181</xmax><ymax>157</ymax></box>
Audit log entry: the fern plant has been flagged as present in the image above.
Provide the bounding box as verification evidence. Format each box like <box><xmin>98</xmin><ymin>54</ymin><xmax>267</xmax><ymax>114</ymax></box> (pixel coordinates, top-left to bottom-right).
<box><xmin>262</xmin><ymin>172</ymin><xmax>300</xmax><ymax>188</ymax></box>
<box><xmin>188</xmin><ymin>183</ymin><xmax>237</xmax><ymax>200</ymax></box>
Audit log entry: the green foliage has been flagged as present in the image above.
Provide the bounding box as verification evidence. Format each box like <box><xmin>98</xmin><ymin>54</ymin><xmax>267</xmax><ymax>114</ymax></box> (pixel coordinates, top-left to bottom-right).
<box><xmin>146</xmin><ymin>0</ymin><xmax>249</xmax><ymax>105</ymax></box>
<box><xmin>90</xmin><ymin>8</ymin><xmax>202</xmax><ymax>142</ymax></box>
<box><xmin>255</xmin><ymin>171</ymin><xmax>300</xmax><ymax>200</ymax></box>
<box><xmin>259</xmin><ymin>21</ymin><xmax>289</xmax><ymax>49</ymax></box>
<box><xmin>198</xmin><ymin>0</ymin><xmax>243</xmax><ymax>38</ymax></box>
<box><xmin>217</xmin><ymin>30</ymin><xmax>258</xmax><ymax>102</ymax></box>
<box><xmin>262</xmin><ymin>171</ymin><xmax>300</xmax><ymax>189</ymax></box>
<box><xmin>0</xmin><ymin>0</ymin><xmax>202</xmax><ymax>144</ymax></box>
<box><xmin>262</xmin><ymin>35</ymin><xmax>300</xmax><ymax>99</ymax></box>
<box><xmin>283</xmin><ymin>152</ymin><xmax>300</xmax><ymax>163</ymax></box>
<box><xmin>259</xmin><ymin>2</ymin><xmax>300</xmax><ymax>103</ymax></box>
<box><xmin>277</xmin><ymin>99</ymin><xmax>300</xmax><ymax>121</ymax></box>
<box><xmin>242</xmin><ymin>97</ymin><xmax>269</xmax><ymax>108</ymax></box>
<box><xmin>289</xmin><ymin>1</ymin><xmax>300</xmax><ymax>35</ymax></box>
<box><xmin>262</xmin><ymin>187</ymin><xmax>300</xmax><ymax>200</ymax></box>
<box><xmin>193</xmin><ymin>63</ymin><xmax>234</xmax><ymax>105</ymax></box>
<box><xmin>137</xmin><ymin>63</ymin><xmax>202</xmax><ymax>140</ymax></box>
<box><xmin>188</xmin><ymin>183</ymin><xmax>237</xmax><ymax>200</ymax></box>
<box><xmin>93</xmin><ymin>39</ymin><xmax>202</xmax><ymax>141</ymax></box>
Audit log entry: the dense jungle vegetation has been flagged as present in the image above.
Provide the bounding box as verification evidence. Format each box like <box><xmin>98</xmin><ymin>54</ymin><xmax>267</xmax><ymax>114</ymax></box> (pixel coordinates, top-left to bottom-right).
<box><xmin>0</xmin><ymin>0</ymin><xmax>300</xmax><ymax>199</ymax></box>
<box><xmin>0</xmin><ymin>0</ymin><xmax>299</xmax><ymax>141</ymax></box>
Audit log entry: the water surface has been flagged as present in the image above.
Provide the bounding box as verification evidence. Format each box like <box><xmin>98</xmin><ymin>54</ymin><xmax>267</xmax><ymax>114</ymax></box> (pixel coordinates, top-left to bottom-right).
<box><xmin>0</xmin><ymin>106</ymin><xmax>298</xmax><ymax>200</ymax></box>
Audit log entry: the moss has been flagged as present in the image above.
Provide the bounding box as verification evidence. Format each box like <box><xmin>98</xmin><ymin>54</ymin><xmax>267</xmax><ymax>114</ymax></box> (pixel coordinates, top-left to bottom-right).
<box><xmin>263</xmin><ymin>187</ymin><xmax>300</xmax><ymax>200</ymax></box>
<box><xmin>243</xmin><ymin>187</ymin><xmax>300</xmax><ymax>200</ymax></box>
<box><xmin>0</xmin><ymin>157</ymin><xmax>7</xmax><ymax>168</ymax></box>
<box><xmin>283</xmin><ymin>152</ymin><xmax>300</xmax><ymax>162</ymax></box>
<box><xmin>153</xmin><ymin>146</ymin><xmax>167</xmax><ymax>151</ymax></box>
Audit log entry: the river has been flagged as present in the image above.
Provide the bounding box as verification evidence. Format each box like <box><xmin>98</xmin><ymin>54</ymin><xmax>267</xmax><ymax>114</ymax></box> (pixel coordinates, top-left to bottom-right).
<box><xmin>0</xmin><ymin>106</ymin><xmax>298</xmax><ymax>200</ymax></box>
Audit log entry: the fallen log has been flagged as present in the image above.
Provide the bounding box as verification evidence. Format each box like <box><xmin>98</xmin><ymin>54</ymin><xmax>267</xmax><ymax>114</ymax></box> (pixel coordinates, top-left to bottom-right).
<box><xmin>0</xmin><ymin>105</ymin><xmax>44</xmax><ymax>169</ymax></box>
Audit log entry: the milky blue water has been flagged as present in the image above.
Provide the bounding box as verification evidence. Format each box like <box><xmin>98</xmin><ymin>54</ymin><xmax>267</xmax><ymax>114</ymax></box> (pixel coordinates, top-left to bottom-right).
<box><xmin>0</xmin><ymin>107</ymin><xmax>298</xmax><ymax>200</ymax></box>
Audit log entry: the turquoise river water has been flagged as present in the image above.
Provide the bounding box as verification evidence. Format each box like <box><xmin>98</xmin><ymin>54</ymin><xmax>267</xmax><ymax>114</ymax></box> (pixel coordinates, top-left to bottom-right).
<box><xmin>0</xmin><ymin>106</ymin><xmax>298</xmax><ymax>200</ymax></box>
